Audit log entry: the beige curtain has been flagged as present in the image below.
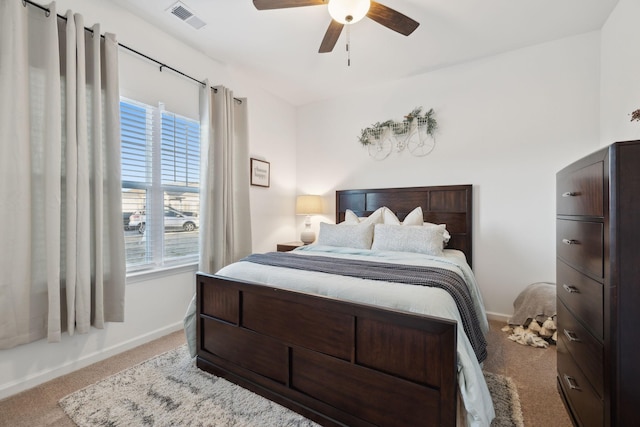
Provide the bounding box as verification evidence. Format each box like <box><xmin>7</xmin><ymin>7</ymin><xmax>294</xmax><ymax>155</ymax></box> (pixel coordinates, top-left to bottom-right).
<box><xmin>199</xmin><ymin>83</ymin><xmax>252</xmax><ymax>273</ymax></box>
<box><xmin>0</xmin><ymin>1</ymin><xmax>125</xmax><ymax>349</ymax></box>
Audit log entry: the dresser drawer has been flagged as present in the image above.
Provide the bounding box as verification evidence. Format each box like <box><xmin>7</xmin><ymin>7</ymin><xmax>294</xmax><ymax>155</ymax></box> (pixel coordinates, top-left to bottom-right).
<box><xmin>556</xmin><ymin>219</ymin><xmax>603</xmax><ymax>279</ymax></box>
<box><xmin>557</xmin><ymin>339</ymin><xmax>603</xmax><ymax>427</ymax></box>
<box><xmin>557</xmin><ymin>161</ymin><xmax>604</xmax><ymax>217</ymax></box>
<box><xmin>556</xmin><ymin>260</ymin><xmax>603</xmax><ymax>340</ymax></box>
<box><xmin>557</xmin><ymin>300</ymin><xmax>603</xmax><ymax>397</ymax></box>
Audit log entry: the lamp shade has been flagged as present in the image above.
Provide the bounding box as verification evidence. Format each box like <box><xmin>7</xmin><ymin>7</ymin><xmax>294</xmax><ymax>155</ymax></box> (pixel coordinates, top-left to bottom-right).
<box><xmin>328</xmin><ymin>0</ymin><xmax>371</xmax><ymax>24</ymax></box>
<box><xmin>296</xmin><ymin>195</ymin><xmax>323</xmax><ymax>215</ymax></box>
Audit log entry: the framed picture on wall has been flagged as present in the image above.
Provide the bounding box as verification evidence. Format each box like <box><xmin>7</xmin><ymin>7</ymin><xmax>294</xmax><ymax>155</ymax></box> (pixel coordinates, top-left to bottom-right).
<box><xmin>250</xmin><ymin>158</ymin><xmax>270</xmax><ymax>187</ymax></box>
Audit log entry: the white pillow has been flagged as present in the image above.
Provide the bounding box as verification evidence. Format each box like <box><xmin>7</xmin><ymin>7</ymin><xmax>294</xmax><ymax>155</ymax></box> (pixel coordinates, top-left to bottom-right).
<box><xmin>425</xmin><ymin>222</ymin><xmax>451</xmax><ymax>243</ymax></box>
<box><xmin>317</xmin><ymin>222</ymin><xmax>375</xmax><ymax>249</ymax></box>
<box><xmin>342</xmin><ymin>207</ymin><xmax>385</xmax><ymax>225</ymax></box>
<box><xmin>344</xmin><ymin>209</ymin><xmax>360</xmax><ymax>224</ymax></box>
<box><xmin>371</xmin><ymin>223</ymin><xmax>445</xmax><ymax>256</ymax></box>
<box><xmin>383</xmin><ymin>206</ymin><xmax>451</xmax><ymax>244</ymax></box>
<box><xmin>383</xmin><ymin>206</ymin><xmax>423</xmax><ymax>226</ymax></box>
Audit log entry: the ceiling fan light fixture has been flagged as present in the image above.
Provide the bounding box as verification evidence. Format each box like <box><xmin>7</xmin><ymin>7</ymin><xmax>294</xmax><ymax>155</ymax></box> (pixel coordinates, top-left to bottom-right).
<box><xmin>328</xmin><ymin>0</ymin><xmax>371</xmax><ymax>25</ymax></box>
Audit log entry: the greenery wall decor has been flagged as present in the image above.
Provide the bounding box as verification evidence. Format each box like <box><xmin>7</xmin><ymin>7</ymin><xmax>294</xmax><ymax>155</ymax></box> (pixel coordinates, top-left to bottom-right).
<box><xmin>358</xmin><ymin>107</ymin><xmax>438</xmax><ymax>160</ymax></box>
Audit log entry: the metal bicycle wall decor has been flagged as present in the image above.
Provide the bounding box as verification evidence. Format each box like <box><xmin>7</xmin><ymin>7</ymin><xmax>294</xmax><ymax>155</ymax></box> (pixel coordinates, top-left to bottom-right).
<box><xmin>358</xmin><ymin>107</ymin><xmax>438</xmax><ymax>160</ymax></box>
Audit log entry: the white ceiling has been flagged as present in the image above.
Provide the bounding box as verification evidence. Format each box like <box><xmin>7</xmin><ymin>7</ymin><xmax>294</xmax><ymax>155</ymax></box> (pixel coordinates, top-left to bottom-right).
<box><xmin>106</xmin><ymin>0</ymin><xmax>618</xmax><ymax>106</ymax></box>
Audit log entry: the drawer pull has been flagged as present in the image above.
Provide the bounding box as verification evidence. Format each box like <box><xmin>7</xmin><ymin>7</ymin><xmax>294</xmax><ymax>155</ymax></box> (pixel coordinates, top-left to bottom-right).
<box><xmin>562</xmin><ymin>238</ymin><xmax>578</xmax><ymax>245</ymax></box>
<box><xmin>562</xmin><ymin>191</ymin><xmax>578</xmax><ymax>197</ymax></box>
<box><xmin>564</xmin><ymin>374</ymin><xmax>582</xmax><ymax>391</ymax></box>
<box><xmin>562</xmin><ymin>284</ymin><xmax>579</xmax><ymax>294</ymax></box>
<box><xmin>563</xmin><ymin>329</ymin><xmax>581</xmax><ymax>342</ymax></box>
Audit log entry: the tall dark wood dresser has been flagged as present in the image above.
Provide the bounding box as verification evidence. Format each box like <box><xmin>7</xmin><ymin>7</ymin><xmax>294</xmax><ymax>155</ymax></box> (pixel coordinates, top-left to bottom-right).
<box><xmin>556</xmin><ymin>140</ymin><xmax>640</xmax><ymax>427</ymax></box>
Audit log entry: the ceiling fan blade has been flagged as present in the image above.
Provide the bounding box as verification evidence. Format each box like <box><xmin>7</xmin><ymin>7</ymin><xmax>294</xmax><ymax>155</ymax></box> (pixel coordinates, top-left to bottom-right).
<box><xmin>253</xmin><ymin>0</ymin><xmax>326</xmax><ymax>10</ymax></box>
<box><xmin>367</xmin><ymin>1</ymin><xmax>419</xmax><ymax>36</ymax></box>
<box><xmin>319</xmin><ymin>20</ymin><xmax>344</xmax><ymax>53</ymax></box>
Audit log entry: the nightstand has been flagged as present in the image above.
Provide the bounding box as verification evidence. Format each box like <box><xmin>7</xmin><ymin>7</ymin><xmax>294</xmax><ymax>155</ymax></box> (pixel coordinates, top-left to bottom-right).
<box><xmin>277</xmin><ymin>241</ymin><xmax>304</xmax><ymax>252</ymax></box>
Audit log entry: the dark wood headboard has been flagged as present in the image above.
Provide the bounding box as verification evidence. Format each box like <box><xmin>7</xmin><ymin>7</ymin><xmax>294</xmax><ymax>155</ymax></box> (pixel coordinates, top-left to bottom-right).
<box><xmin>336</xmin><ymin>185</ymin><xmax>473</xmax><ymax>268</ymax></box>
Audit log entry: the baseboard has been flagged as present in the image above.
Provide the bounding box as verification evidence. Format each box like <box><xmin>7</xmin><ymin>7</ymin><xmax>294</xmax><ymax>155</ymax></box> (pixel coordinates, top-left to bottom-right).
<box><xmin>485</xmin><ymin>311</ymin><xmax>510</xmax><ymax>323</ymax></box>
<box><xmin>0</xmin><ymin>322</ymin><xmax>183</xmax><ymax>401</ymax></box>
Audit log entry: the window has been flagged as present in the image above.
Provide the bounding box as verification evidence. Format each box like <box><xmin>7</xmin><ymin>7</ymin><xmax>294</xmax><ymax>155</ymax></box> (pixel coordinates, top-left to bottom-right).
<box><xmin>120</xmin><ymin>98</ymin><xmax>200</xmax><ymax>273</ymax></box>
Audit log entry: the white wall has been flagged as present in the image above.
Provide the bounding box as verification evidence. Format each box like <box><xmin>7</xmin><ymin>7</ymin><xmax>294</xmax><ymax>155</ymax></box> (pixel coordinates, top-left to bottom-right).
<box><xmin>296</xmin><ymin>32</ymin><xmax>603</xmax><ymax>318</ymax></box>
<box><xmin>0</xmin><ymin>0</ymin><xmax>297</xmax><ymax>400</ymax></box>
<box><xmin>600</xmin><ymin>0</ymin><xmax>640</xmax><ymax>145</ymax></box>
<box><xmin>247</xmin><ymin>90</ymin><xmax>298</xmax><ymax>253</ymax></box>
<box><xmin>0</xmin><ymin>268</ymin><xmax>194</xmax><ymax>399</ymax></box>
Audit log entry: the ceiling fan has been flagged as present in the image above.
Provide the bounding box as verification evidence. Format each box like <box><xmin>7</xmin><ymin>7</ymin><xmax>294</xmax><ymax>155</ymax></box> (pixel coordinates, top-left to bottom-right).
<box><xmin>253</xmin><ymin>0</ymin><xmax>420</xmax><ymax>54</ymax></box>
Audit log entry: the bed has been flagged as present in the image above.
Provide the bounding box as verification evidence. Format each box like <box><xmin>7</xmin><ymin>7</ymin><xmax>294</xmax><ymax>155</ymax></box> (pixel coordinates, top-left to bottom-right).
<box><xmin>193</xmin><ymin>185</ymin><xmax>494</xmax><ymax>427</ymax></box>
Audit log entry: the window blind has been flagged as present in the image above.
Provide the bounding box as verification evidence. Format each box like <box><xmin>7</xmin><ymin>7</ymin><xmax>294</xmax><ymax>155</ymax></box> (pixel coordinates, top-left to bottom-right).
<box><xmin>120</xmin><ymin>98</ymin><xmax>200</xmax><ymax>273</ymax></box>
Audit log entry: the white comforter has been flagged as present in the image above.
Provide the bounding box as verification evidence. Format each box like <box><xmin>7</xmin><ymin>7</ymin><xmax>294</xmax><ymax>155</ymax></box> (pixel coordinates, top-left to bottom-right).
<box><xmin>186</xmin><ymin>245</ymin><xmax>495</xmax><ymax>427</ymax></box>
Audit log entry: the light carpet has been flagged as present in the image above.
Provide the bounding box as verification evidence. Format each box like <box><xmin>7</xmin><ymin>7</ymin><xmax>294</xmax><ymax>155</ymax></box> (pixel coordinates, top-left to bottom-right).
<box><xmin>59</xmin><ymin>344</ymin><xmax>523</xmax><ymax>426</ymax></box>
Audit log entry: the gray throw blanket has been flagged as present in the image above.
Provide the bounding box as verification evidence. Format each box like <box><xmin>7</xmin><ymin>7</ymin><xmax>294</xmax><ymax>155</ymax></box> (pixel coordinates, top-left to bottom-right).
<box><xmin>508</xmin><ymin>282</ymin><xmax>556</xmax><ymax>326</ymax></box>
<box><xmin>242</xmin><ymin>252</ymin><xmax>488</xmax><ymax>363</ymax></box>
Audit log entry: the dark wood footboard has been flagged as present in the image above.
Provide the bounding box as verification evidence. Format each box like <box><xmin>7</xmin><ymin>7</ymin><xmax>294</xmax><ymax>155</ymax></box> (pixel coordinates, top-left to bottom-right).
<box><xmin>196</xmin><ymin>272</ymin><xmax>458</xmax><ymax>427</ymax></box>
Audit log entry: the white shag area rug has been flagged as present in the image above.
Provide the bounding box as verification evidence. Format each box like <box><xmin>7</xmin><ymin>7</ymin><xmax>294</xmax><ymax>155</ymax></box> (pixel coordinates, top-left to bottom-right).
<box><xmin>485</xmin><ymin>371</ymin><xmax>524</xmax><ymax>427</ymax></box>
<box><xmin>59</xmin><ymin>344</ymin><xmax>523</xmax><ymax>427</ymax></box>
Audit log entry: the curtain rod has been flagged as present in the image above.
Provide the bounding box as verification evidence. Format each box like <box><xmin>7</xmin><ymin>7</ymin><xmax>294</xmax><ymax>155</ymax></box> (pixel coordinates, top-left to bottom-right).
<box><xmin>22</xmin><ymin>0</ymin><xmax>244</xmax><ymax>102</ymax></box>
<box><xmin>23</xmin><ymin>0</ymin><xmax>244</xmax><ymax>102</ymax></box>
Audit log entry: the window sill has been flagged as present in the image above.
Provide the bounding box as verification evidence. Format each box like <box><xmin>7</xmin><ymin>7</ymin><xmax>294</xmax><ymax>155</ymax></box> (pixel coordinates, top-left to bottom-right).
<box><xmin>126</xmin><ymin>262</ymin><xmax>198</xmax><ymax>285</ymax></box>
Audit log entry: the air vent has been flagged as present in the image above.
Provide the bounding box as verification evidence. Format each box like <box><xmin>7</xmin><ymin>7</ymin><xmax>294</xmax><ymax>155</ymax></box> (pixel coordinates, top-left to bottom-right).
<box><xmin>167</xmin><ymin>1</ymin><xmax>207</xmax><ymax>30</ymax></box>
<box><xmin>171</xmin><ymin>4</ymin><xmax>193</xmax><ymax>20</ymax></box>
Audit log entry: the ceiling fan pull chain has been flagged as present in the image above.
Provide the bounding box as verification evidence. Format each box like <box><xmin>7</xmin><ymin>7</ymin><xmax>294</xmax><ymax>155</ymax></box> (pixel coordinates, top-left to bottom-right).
<box><xmin>346</xmin><ymin>24</ymin><xmax>351</xmax><ymax>66</ymax></box>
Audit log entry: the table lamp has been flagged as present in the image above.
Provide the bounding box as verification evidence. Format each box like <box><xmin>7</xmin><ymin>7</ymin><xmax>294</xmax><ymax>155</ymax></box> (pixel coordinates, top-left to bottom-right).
<box><xmin>295</xmin><ymin>195</ymin><xmax>323</xmax><ymax>244</ymax></box>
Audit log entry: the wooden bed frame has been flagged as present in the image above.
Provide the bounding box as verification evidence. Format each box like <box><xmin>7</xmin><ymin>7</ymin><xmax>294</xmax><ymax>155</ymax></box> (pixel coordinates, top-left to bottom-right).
<box><xmin>196</xmin><ymin>184</ymin><xmax>473</xmax><ymax>427</ymax></box>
